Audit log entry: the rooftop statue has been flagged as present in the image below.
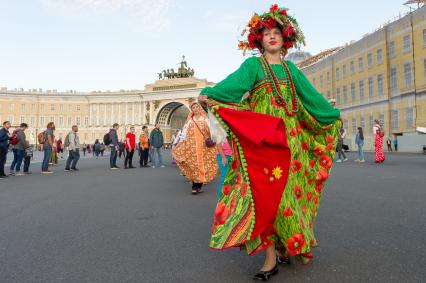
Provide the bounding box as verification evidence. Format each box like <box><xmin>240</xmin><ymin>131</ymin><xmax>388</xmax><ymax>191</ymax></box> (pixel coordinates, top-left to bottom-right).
<box><xmin>159</xmin><ymin>55</ymin><xmax>195</xmax><ymax>79</ymax></box>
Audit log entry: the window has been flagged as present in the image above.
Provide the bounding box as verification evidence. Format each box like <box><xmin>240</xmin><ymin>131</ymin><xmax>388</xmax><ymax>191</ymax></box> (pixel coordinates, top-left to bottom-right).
<box><xmin>20</xmin><ymin>116</ymin><xmax>25</xmax><ymax>124</ymax></box>
<box><xmin>388</xmin><ymin>42</ymin><xmax>395</xmax><ymax>58</ymax></box>
<box><xmin>350</xmin><ymin>61</ymin><xmax>355</xmax><ymax>74</ymax></box>
<box><xmin>8</xmin><ymin>115</ymin><xmax>14</xmax><ymax>124</ymax></box>
<box><xmin>377</xmin><ymin>48</ymin><xmax>383</xmax><ymax>64</ymax></box>
<box><xmin>30</xmin><ymin>116</ymin><xmax>35</xmax><ymax>126</ymax></box>
<box><xmin>68</xmin><ymin>105</ymin><xmax>72</xmax><ymax>112</ymax></box>
<box><xmin>379</xmin><ymin>113</ymin><xmax>385</xmax><ymax>124</ymax></box>
<box><xmin>377</xmin><ymin>74</ymin><xmax>384</xmax><ymax>97</ymax></box>
<box><xmin>351</xmin><ymin>83</ymin><xmax>356</xmax><ymax>103</ymax></box>
<box><xmin>336</xmin><ymin>88</ymin><xmax>341</xmax><ymax>105</ymax></box>
<box><xmin>403</xmin><ymin>35</ymin><xmax>411</xmax><ymax>53</ymax></box>
<box><xmin>84</xmin><ymin>116</ymin><xmax>89</xmax><ymax>126</ymax></box>
<box><xmin>327</xmin><ymin>91</ymin><xmax>331</xmax><ymax>99</ymax></box>
<box><xmin>391</xmin><ymin>110</ymin><xmax>398</xmax><ymax>131</ymax></box>
<box><xmin>59</xmin><ymin>116</ymin><xmax>64</xmax><ymax>126</ymax></box>
<box><xmin>50</xmin><ymin>104</ymin><xmax>55</xmax><ymax>111</ymax></box>
<box><xmin>21</xmin><ymin>104</ymin><xmax>25</xmax><ymax>112</ymax></box>
<box><xmin>31</xmin><ymin>104</ymin><xmax>35</xmax><ymax>111</ymax></box>
<box><xmin>76</xmin><ymin>117</ymin><xmax>81</xmax><ymax>126</ymax></box>
<box><xmin>352</xmin><ymin>118</ymin><xmax>357</xmax><ymax>133</ymax></box>
<box><xmin>327</xmin><ymin>72</ymin><xmax>330</xmax><ymax>82</ymax></box>
<box><xmin>320</xmin><ymin>75</ymin><xmax>323</xmax><ymax>88</ymax></box>
<box><xmin>67</xmin><ymin>116</ymin><xmax>72</xmax><ymax>126</ymax></box>
<box><xmin>344</xmin><ymin>119</ymin><xmax>348</xmax><ymax>130</ymax></box>
<box><xmin>336</xmin><ymin>68</ymin><xmax>340</xmax><ymax>80</ymax></box>
<box><xmin>40</xmin><ymin>116</ymin><xmax>45</xmax><ymax>126</ymax></box>
<box><xmin>358</xmin><ymin>57</ymin><xmax>364</xmax><ymax>72</ymax></box>
<box><xmin>369</xmin><ymin>114</ymin><xmax>374</xmax><ymax>132</ymax></box>
<box><xmin>342</xmin><ymin>64</ymin><xmax>347</xmax><ymax>77</ymax></box>
<box><xmin>368</xmin><ymin>77</ymin><xmax>374</xmax><ymax>98</ymax></box>
<box><xmin>360</xmin><ymin>117</ymin><xmax>365</xmax><ymax>130</ymax></box>
<box><xmin>424</xmin><ymin>59</ymin><xmax>426</xmax><ymax>83</ymax></box>
<box><xmin>390</xmin><ymin>67</ymin><xmax>398</xmax><ymax>93</ymax></box>
<box><xmin>343</xmin><ymin>86</ymin><xmax>348</xmax><ymax>104</ymax></box>
<box><xmin>406</xmin><ymin>107</ymin><xmax>414</xmax><ymax>129</ymax></box>
<box><xmin>60</xmin><ymin>104</ymin><xmax>64</xmax><ymax>111</ymax></box>
<box><xmin>423</xmin><ymin>29</ymin><xmax>426</xmax><ymax>47</ymax></box>
<box><xmin>404</xmin><ymin>63</ymin><xmax>412</xmax><ymax>87</ymax></box>
<box><xmin>77</xmin><ymin>104</ymin><xmax>80</xmax><ymax>111</ymax></box>
<box><xmin>40</xmin><ymin>104</ymin><xmax>45</xmax><ymax>111</ymax></box>
<box><xmin>359</xmin><ymin>80</ymin><xmax>365</xmax><ymax>102</ymax></box>
<box><xmin>367</xmin><ymin>53</ymin><xmax>373</xmax><ymax>68</ymax></box>
<box><xmin>49</xmin><ymin>116</ymin><xmax>55</xmax><ymax>123</ymax></box>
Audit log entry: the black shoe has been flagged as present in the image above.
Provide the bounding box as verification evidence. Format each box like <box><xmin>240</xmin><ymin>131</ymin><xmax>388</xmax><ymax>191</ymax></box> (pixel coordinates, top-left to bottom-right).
<box><xmin>129</xmin><ymin>166</ymin><xmax>136</xmax><ymax>169</ymax></box>
<box><xmin>277</xmin><ymin>255</ymin><xmax>291</xmax><ymax>265</ymax></box>
<box><xmin>253</xmin><ymin>264</ymin><xmax>279</xmax><ymax>281</ymax></box>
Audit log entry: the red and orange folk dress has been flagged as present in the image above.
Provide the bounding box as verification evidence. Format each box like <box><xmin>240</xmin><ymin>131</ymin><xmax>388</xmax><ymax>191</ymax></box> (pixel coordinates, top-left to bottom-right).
<box><xmin>201</xmin><ymin>56</ymin><xmax>341</xmax><ymax>260</ymax></box>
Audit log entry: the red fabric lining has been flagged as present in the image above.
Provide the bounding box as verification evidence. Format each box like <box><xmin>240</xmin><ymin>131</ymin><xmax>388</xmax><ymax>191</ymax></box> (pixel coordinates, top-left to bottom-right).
<box><xmin>216</xmin><ymin>108</ymin><xmax>291</xmax><ymax>241</ymax></box>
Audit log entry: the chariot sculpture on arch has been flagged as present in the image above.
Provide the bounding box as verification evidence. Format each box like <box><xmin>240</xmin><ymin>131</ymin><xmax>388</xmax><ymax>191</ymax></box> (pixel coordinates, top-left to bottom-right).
<box><xmin>158</xmin><ymin>55</ymin><xmax>195</xmax><ymax>79</ymax></box>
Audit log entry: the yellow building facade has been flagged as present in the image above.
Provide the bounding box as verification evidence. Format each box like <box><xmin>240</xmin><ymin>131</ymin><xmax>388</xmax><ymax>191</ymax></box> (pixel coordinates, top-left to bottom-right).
<box><xmin>300</xmin><ymin>6</ymin><xmax>426</xmax><ymax>152</ymax></box>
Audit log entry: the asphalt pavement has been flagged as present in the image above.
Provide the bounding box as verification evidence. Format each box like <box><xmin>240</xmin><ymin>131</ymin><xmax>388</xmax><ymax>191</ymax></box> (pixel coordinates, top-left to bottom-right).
<box><xmin>0</xmin><ymin>150</ymin><xmax>425</xmax><ymax>283</ymax></box>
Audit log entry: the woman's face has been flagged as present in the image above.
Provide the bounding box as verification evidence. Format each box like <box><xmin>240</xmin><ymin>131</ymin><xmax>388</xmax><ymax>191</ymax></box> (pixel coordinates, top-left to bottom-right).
<box><xmin>261</xmin><ymin>27</ymin><xmax>284</xmax><ymax>54</ymax></box>
<box><xmin>191</xmin><ymin>103</ymin><xmax>201</xmax><ymax>115</ymax></box>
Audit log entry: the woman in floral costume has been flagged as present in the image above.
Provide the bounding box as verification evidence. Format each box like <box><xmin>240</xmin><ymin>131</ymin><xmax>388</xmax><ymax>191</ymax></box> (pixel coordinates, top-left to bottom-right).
<box><xmin>172</xmin><ymin>102</ymin><xmax>219</xmax><ymax>194</ymax></box>
<box><xmin>373</xmin><ymin>119</ymin><xmax>385</xmax><ymax>163</ymax></box>
<box><xmin>198</xmin><ymin>4</ymin><xmax>341</xmax><ymax>281</ymax></box>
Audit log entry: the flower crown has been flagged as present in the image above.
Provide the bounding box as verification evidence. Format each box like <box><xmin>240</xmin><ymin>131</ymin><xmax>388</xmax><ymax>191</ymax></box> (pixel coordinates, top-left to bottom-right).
<box><xmin>239</xmin><ymin>4</ymin><xmax>305</xmax><ymax>55</ymax></box>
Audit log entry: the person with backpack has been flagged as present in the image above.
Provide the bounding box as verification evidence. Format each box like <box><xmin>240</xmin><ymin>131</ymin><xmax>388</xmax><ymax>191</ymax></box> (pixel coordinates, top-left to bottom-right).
<box><xmin>139</xmin><ymin>126</ymin><xmax>150</xmax><ymax>167</ymax></box>
<box><xmin>0</xmin><ymin>121</ymin><xmax>12</xmax><ymax>179</ymax></box>
<box><xmin>41</xmin><ymin>122</ymin><xmax>55</xmax><ymax>174</ymax></box>
<box><xmin>64</xmin><ymin>125</ymin><xmax>80</xmax><ymax>171</ymax></box>
<box><xmin>336</xmin><ymin>125</ymin><xmax>348</xmax><ymax>163</ymax></box>
<box><xmin>374</xmin><ymin>119</ymin><xmax>385</xmax><ymax>163</ymax></box>
<box><xmin>149</xmin><ymin>123</ymin><xmax>165</xmax><ymax>168</ymax></box>
<box><xmin>106</xmin><ymin>123</ymin><xmax>119</xmax><ymax>169</ymax></box>
<box><xmin>9</xmin><ymin>123</ymin><xmax>28</xmax><ymax>176</ymax></box>
<box><xmin>355</xmin><ymin>127</ymin><xmax>365</xmax><ymax>162</ymax></box>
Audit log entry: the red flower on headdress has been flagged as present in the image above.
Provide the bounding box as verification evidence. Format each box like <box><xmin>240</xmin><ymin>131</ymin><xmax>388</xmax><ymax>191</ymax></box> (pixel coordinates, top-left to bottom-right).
<box><xmin>283</xmin><ymin>26</ymin><xmax>295</xmax><ymax>38</ymax></box>
<box><xmin>283</xmin><ymin>41</ymin><xmax>294</xmax><ymax>49</ymax></box>
<box><xmin>286</xmin><ymin>233</ymin><xmax>306</xmax><ymax>255</ymax></box>
<box><xmin>214</xmin><ymin>202</ymin><xmax>229</xmax><ymax>225</ymax></box>
<box><xmin>319</xmin><ymin>155</ymin><xmax>332</xmax><ymax>169</ymax></box>
<box><xmin>248</xmin><ymin>32</ymin><xmax>258</xmax><ymax>48</ymax></box>
<box><xmin>283</xmin><ymin>206</ymin><xmax>293</xmax><ymax>217</ymax></box>
<box><xmin>222</xmin><ymin>184</ymin><xmax>231</xmax><ymax>196</ymax></box>
<box><xmin>270</xmin><ymin>4</ymin><xmax>279</xmax><ymax>13</ymax></box>
<box><xmin>291</xmin><ymin>160</ymin><xmax>302</xmax><ymax>172</ymax></box>
<box><xmin>293</xmin><ymin>184</ymin><xmax>303</xmax><ymax>200</ymax></box>
<box><xmin>279</xmin><ymin>9</ymin><xmax>288</xmax><ymax>16</ymax></box>
<box><xmin>263</xmin><ymin>18</ymin><xmax>277</xmax><ymax>30</ymax></box>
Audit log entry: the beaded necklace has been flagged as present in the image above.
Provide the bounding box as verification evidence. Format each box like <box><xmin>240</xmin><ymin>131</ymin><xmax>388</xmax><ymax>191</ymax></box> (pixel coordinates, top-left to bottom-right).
<box><xmin>259</xmin><ymin>56</ymin><xmax>298</xmax><ymax>116</ymax></box>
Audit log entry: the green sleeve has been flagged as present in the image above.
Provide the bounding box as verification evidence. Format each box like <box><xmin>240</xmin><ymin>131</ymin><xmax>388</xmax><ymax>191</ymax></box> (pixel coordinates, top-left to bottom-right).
<box><xmin>286</xmin><ymin>60</ymin><xmax>340</xmax><ymax>126</ymax></box>
<box><xmin>201</xmin><ymin>57</ymin><xmax>259</xmax><ymax>103</ymax></box>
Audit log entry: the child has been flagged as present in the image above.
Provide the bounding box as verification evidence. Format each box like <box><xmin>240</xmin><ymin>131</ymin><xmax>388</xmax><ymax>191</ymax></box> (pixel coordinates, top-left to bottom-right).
<box><xmin>216</xmin><ymin>139</ymin><xmax>232</xmax><ymax>198</ymax></box>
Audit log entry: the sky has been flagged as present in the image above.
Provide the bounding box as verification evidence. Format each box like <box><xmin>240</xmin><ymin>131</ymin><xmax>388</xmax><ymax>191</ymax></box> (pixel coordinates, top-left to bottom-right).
<box><xmin>0</xmin><ymin>0</ymin><xmax>415</xmax><ymax>92</ymax></box>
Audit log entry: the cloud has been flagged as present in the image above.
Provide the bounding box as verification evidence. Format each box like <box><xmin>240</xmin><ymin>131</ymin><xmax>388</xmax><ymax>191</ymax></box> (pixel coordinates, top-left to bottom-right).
<box><xmin>40</xmin><ymin>0</ymin><xmax>176</xmax><ymax>31</ymax></box>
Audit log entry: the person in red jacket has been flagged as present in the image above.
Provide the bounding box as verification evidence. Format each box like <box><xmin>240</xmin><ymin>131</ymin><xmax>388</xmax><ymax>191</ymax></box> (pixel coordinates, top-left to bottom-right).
<box><xmin>124</xmin><ymin>127</ymin><xmax>136</xmax><ymax>169</ymax></box>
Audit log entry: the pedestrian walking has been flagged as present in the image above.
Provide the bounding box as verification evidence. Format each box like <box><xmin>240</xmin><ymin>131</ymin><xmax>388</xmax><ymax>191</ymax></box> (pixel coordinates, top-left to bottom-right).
<box><xmin>172</xmin><ymin>102</ymin><xmax>218</xmax><ymax>194</ymax></box>
<box><xmin>93</xmin><ymin>139</ymin><xmax>101</xmax><ymax>158</ymax></box>
<box><xmin>124</xmin><ymin>127</ymin><xmax>136</xmax><ymax>169</ymax></box>
<box><xmin>138</xmin><ymin>126</ymin><xmax>150</xmax><ymax>167</ymax></box>
<box><xmin>355</xmin><ymin>127</ymin><xmax>365</xmax><ymax>162</ymax></box>
<box><xmin>23</xmin><ymin>142</ymin><xmax>33</xmax><ymax>174</ymax></box>
<box><xmin>41</xmin><ymin>122</ymin><xmax>55</xmax><ymax>174</ymax></box>
<box><xmin>82</xmin><ymin>142</ymin><xmax>87</xmax><ymax>156</ymax></box>
<box><xmin>216</xmin><ymin>139</ymin><xmax>232</xmax><ymax>198</ymax></box>
<box><xmin>393</xmin><ymin>137</ymin><xmax>398</xmax><ymax>152</ymax></box>
<box><xmin>0</xmin><ymin>121</ymin><xmax>12</xmax><ymax>179</ymax></box>
<box><xmin>107</xmin><ymin>123</ymin><xmax>119</xmax><ymax>169</ymax></box>
<box><xmin>9</xmin><ymin>123</ymin><xmax>28</xmax><ymax>176</ymax></box>
<box><xmin>100</xmin><ymin>143</ymin><xmax>105</xmax><ymax>156</ymax></box>
<box><xmin>336</xmin><ymin>126</ymin><xmax>347</xmax><ymax>162</ymax></box>
<box><xmin>149</xmin><ymin>123</ymin><xmax>165</xmax><ymax>168</ymax></box>
<box><xmin>64</xmin><ymin>125</ymin><xmax>80</xmax><ymax>171</ymax></box>
<box><xmin>118</xmin><ymin>139</ymin><xmax>125</xmax><ymax>158</ymax></box>
<box><xmin>197</xmin><ymin>5</ymin><xmax>342</xmax><ymax>279</ymax></box>
<box><xmin>374</xmin><ymin>119</ymin><xmax>385</xmax><ymax>163</ymax></box>
<box><xmin>386</xmin><ymin>138</ymin><xmax>392</xmax><ymax>151</ymax></box>
<box><xmin>57</xmin><ymin>137</ymin><xmax>64</xmax><ymax>158</ymax></box>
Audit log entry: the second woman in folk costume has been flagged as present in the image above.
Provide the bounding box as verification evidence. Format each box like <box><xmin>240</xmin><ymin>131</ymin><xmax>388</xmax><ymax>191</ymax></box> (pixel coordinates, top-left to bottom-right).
<box><xmin>172</xmin><ymin>103</ymin><xmax>219</xmax><ymax>194</ymax></box>
<box><xmin>198</xmin><ymin>4</ymin><xmax>341</xmax><ymax>281</ymax></box>
<box><xmin>373</xmin><ymin>119</ymin><xmax>385</xmax><ymax>163</ymax></box>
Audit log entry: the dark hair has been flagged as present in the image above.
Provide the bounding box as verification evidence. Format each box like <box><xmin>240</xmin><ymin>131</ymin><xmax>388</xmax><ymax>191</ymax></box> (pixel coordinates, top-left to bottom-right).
<box><xmin>112</xmin><ymin>123</ymin><xmax>119</xmax><ymax>128</ymax></box>
<box><xmin>20</xmin><ymin>123</ymin><xmax>28</xmax><ymax>128</ymax></box>
<box><xmin>3</xmin><ymin>121</ymin><xmax>10</xmax><ymax>126</ymax></box>
<box><xmin>142</xmin><ymin>126</ymin><xmax>147</xmax><ymax>129</ymax></box>
<box><xmin>358</xmin><ymin>127</ymin><xmax>364</xmax><ymax>140</ymax></box>
<box><xmin>47</xmin><ymin>122</ymin><xmax>55</xmax><ymax>128</ymax></box>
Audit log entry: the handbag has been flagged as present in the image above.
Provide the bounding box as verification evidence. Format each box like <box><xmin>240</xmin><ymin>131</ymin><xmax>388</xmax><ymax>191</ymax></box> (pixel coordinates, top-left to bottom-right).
<box><xmin>192</xmin><ymin>118</ymin><xmax>216</xmax><ymax>148</ymax></box>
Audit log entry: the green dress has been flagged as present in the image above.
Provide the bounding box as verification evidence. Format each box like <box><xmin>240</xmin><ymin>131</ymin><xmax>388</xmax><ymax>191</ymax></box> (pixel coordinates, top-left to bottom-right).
<box><xmin>202</xmin><ymin>56</ymin><xmax>341</xmax><ymax>257</ymax></box>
